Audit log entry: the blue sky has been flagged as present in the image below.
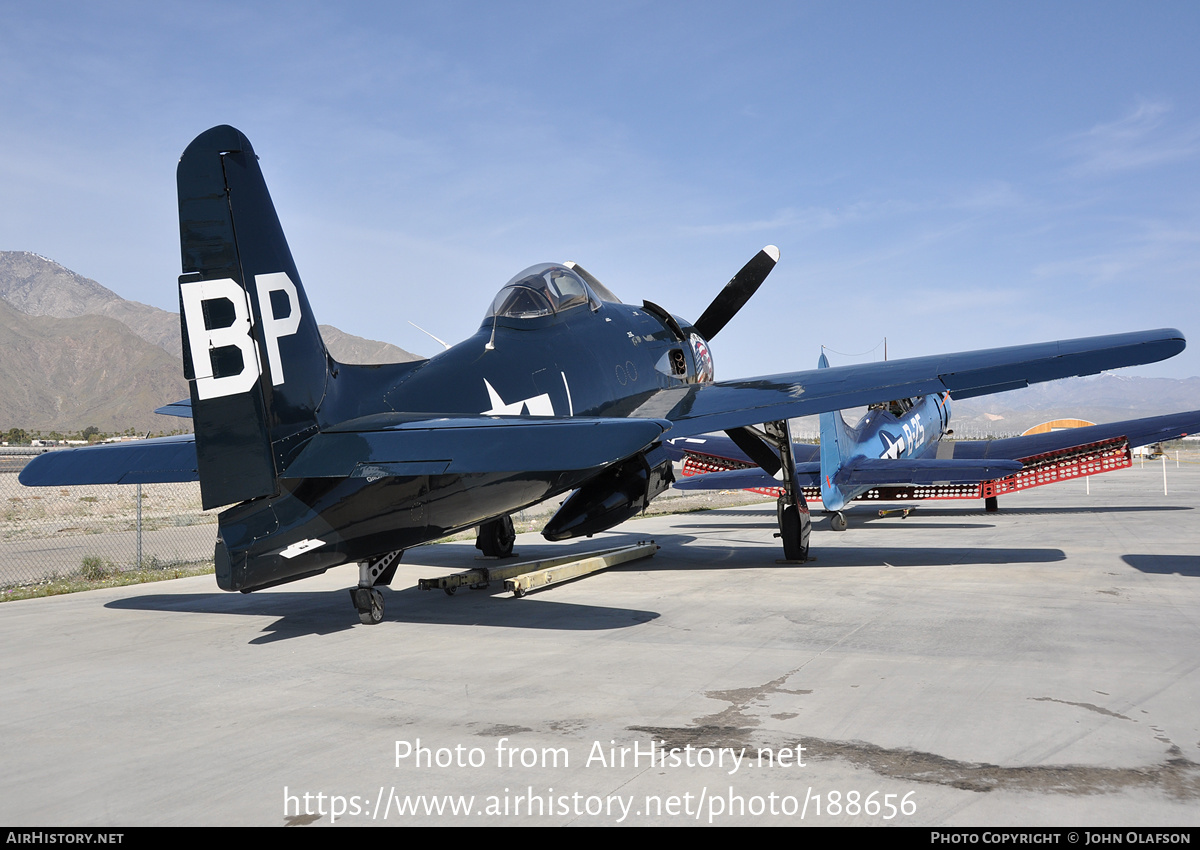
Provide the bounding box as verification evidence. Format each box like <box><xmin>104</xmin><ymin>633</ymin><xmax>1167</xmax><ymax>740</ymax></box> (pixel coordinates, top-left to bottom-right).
<box><xmin>3</xmin><ymin>1</ymin><xmax>1199</xmax><ymax>379</ymax></box>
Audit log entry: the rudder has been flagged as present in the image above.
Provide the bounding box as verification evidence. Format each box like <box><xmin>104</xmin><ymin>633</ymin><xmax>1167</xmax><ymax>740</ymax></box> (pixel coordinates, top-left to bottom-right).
<box><xmin>177</xmin><ymin>125</ymin><xmax>330</xmax><ymax>509</ymax></box>
<box><xmin>816</xmin><ymin>353</ymin><xmax>853</xmax><ymax>511</ymax></box>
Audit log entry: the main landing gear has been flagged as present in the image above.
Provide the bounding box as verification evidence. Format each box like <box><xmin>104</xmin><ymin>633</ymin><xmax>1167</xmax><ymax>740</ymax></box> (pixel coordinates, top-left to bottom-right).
<box><xmin>762</xmin><ymin>419</ymin><xmax>811</xmax><ymax>563</ymax></box>
<box><xmin>777</xmin><ymin>495</ymin><xmax>812</xmax><ymax>561</ymax></box>
<box><xmin>349</xmin><ymin>549</ymin><xmax>402</xmax><ymax>625</ymax></box>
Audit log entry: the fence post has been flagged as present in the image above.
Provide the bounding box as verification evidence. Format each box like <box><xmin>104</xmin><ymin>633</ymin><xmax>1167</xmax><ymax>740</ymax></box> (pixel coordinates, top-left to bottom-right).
<box><xmin>136</xmin><ymin>483</ymin><xmax>143</xmax><ymax>569</ymax></box>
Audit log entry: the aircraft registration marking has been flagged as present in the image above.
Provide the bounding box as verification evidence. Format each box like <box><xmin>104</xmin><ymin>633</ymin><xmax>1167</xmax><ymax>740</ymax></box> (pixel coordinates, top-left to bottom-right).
<box><xmin>180</xmin><ymin>271</ymin><xmax>304</xmax><ymax>400</ymax></box>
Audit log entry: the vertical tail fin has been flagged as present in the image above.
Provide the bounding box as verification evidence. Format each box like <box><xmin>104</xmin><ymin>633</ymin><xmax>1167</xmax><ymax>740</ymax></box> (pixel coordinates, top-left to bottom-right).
<box><xmin>816</xmin><ymin>353</ymin><xmax>852</xmax><ymax>511</ymax></box>
<box><xmin>177</xmin><ymin>125</ymin><xmax>330</xmax><ymax>509</ymax></box>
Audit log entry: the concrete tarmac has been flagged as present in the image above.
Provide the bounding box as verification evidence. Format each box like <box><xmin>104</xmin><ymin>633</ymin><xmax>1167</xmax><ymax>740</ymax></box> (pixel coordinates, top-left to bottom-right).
<box><xmin>1</xmin><ymin>458</ymin><xmax>1198</xmax><ymax>827</ymax></box>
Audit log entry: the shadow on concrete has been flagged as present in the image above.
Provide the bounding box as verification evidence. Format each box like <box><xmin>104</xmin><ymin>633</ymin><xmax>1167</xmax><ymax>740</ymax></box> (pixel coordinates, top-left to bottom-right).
<box><xmin>101</xmin><ymin>524</ymin><xmax>1073</xmax><ymax>642</ymax></box>
<box><xmin>106</xmin><ymin>582</ymin><xmax>660</xmax><ymax>644</ymax></box>
<box><xmin>1121</xmin><ymin>554</ymin><xmax>1200</xmax><ymax>577</ymax></box>
<box><xmin>862</xmin><ymin>505</ymin><xmax>1193</xmax><ymax>520</ymax></box>
<box><xmin>524</xmin><ymin>531</ymin><xmax>1068</xmax><ymax>572</ymax></box>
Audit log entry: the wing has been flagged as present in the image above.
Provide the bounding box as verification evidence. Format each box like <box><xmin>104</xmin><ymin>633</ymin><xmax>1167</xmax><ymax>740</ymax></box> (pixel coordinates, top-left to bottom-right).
<box><xmin>17</xmin><ymin>434</ymin><xmax>199</xmax><ymax>485</ymax></box>
<box><xmin>671</xmin><ymin>458</ymin><xmax>1026</xmax><ymax>490</ymax></box>
<box><xmin>278</xmin><ymin>414</ymin><xmax>670</xmax><ymax>479</ymax></box>
<box><xmin>667</xmin><ymin>433</ymin><xmax>819</xmax><ymax>490</ymax></box>
<box><xmin>19</xmin><ymin>416</ymin><xmax>671</xmax><ymax>488</ymax></box>
<box><xmin>630</xmin><ymin>328</ymin><xmax>1185</xmax><ymax>436</ymax></box>
<box><xmin>664</xmin><ymin>433</ymin><xmax>820</xmax><ymax>465</ymax></box>
<box><xmin>670</xmin><ymin>449</ymin><xmax>1018</xmax><ymax>490</ymax></box>
<box><xmin>837</xmin><ymin>457</ymin><xmax>1023</xmax><ymax>485</ymax></box>
<box><xmin>673</xmin><ymin>466</ymin><xmax>818</xmax><ymax>491</ymax></box>
<box><xmin>935</xmin><ymin>409</ymin><xmax>1200</xmax><ymax>462</ymax></box>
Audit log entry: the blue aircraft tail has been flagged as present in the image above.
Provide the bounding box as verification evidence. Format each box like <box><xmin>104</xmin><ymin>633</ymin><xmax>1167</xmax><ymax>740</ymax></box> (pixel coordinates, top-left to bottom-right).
<box><xmin>816</xmin><ymin>353</ymin><xmax>853</xmax><ymax>510</ymax></box>
<box><xmin>177</xmin><ymin>125</ymin><xmax>332</xmax><ymax>510</ymax></box>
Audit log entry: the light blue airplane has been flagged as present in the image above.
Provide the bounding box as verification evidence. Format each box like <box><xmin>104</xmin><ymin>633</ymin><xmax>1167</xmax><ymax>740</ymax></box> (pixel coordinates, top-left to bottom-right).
<box><xmin>669</xmin><ymin>353</ymin><xmax>1200</xmax><ymax>531</ymax></box>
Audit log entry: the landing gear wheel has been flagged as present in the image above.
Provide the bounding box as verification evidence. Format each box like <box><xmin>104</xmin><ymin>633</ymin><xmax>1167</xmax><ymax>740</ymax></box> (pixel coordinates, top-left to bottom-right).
<box><xmin>830</xmin><ymin>512</ymin><xmax>847</xmax><ymax>532</ymax></box>
<box><xmin>443</xmin><ymin>585</ymin><xmax>456</xmax><ymax>596</ymax></box>
<box><xmin>778</xmin><ymin>502</ymin><xmax>811</xmax><ymax>562</ymax></box>
<box><xmin>350</xmin><ymin>587</ymin><xmax>385</xmax><ymax>625</ymax></box>
<box><xmin>476</xmin><ymin>515</ymin><xmax>516</xmax><ymax>558</ymax></box>
<box><xmin>513</xmin><ymin>586</ymin><xmax>526</xmax><ymax>599</ymax></box>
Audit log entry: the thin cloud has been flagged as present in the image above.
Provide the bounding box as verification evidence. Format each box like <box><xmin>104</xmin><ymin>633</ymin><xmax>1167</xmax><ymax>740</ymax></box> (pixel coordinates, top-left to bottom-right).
<box><xmin>1063</xmin><ymin>100</ymin><xmax>1200</xmax><ymax>176</ymax></box>
<box><xmin>680</xmin><ymin>180</ymin><xmax>1027</xmax><ymax>240</ymax></box>
<box><xmin>677</xmin><ymin>199</ymin><xmax>923</xmax><ymax>237</ymax></box>
<box><xmin>1030</xmin><ymin>220</ymin><xmax>1200</xmax><ymax>288</ymax></box>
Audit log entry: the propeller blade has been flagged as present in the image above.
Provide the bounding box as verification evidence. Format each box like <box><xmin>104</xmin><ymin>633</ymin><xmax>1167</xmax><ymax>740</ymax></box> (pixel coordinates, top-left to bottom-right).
<box><xmin>724</xmin><ymin>426</ymin><xmax>782</xmax><ymax>476</ymax></box>
<box><xmin>693</xmin><ymin>245</ymin><xmax>779</xmax><ymax>341</ymax></box>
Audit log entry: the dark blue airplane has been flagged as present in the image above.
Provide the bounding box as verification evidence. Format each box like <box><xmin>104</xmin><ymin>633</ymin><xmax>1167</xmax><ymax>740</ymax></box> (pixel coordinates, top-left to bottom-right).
<box><xmin>19</xmin><ymin>125</ymin><xmax>1189</xmax><ymax>623</ymax></box>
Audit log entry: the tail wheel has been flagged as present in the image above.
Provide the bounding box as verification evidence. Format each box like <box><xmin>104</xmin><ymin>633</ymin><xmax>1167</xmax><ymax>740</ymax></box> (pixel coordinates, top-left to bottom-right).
<box><xmin>476</xmin><ymin>515</ymin><xmax>516</xmax><ymax>558</ymax></box>
<box><xmin>349</xmin><ymin>587</ymin><xmax>385</xmax><ymax>625</ymax></box>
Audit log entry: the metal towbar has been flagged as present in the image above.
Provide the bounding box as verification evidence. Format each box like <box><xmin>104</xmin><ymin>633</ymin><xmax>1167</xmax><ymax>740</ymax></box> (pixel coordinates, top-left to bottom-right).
<box><xmin>418</xmin><ymin>541</ymin><xmax>658</xmax><ymax>598</ymax></box>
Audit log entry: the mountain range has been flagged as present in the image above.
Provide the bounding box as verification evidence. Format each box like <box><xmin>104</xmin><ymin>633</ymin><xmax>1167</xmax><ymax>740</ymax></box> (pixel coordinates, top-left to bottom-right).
<box><xmin>0</xmin><ymin>251</ymin><xmax>419</xmax><ymax>434</ymax></box>
<box><xmin>2</xmin><ymin>250</ymin><xmax>1197</xmax><ymax>436</ymax></box>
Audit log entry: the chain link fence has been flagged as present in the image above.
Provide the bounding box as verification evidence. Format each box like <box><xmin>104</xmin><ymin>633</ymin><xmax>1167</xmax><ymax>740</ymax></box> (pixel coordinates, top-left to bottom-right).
<box><xmin>1</xmin><ymin>449</ymin><xmax>216</xmax><ymax>589</ymax></box>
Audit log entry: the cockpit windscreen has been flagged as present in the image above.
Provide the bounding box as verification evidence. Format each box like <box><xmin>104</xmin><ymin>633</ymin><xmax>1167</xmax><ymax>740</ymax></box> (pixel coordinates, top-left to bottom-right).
<box><xmin>486</xmin><ymin>264</ymin><xmax>598</xmax><ymax>320</ymax></box>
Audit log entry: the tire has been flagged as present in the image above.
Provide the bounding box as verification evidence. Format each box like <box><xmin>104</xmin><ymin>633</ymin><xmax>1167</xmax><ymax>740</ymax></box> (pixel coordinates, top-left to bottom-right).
<box><xmin>779</xmin><ymin>503</ymin><xmax>810</xmax><ymax>561</ymax></box>
<box><xmin>356</xmin><ymin>588</ymin><xmax>384</xmax><ymax>625</ymax></box>
<box><xmin>476</xmin><ymin>515</ymin><xmax>516</xmax><ymax>558</ymax></box>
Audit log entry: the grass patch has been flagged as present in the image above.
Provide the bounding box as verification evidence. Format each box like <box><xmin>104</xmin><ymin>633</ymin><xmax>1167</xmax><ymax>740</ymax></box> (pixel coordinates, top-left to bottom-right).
<box><xmin>80</xmin><ymin>555</ymin><xmax>111</xmax><ymax>580</ymax></box>
<box><xmin>2</xmin><ymin>561</ymin><xmax>215</xmax><ymax>603</ymax></box>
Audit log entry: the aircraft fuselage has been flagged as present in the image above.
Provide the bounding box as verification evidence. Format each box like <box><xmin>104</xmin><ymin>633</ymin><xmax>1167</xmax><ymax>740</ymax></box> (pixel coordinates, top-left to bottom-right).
<box><xmin>820</xmin><ymin>393</ymin><xmax>950</xmax><ymax>511</ymax></box>
<box><xmin>216</xmin><ymin>296</ymin><xmax>708</xmax><ymax>591</ymax></box>
<box><xmin>383</xmin><ymin>303</ymin><xmax>709</xmax><ymax>419</ymax></box>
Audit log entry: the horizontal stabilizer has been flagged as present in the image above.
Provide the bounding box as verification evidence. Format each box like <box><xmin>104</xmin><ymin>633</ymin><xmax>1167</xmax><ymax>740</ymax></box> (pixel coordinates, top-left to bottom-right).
<box><xmin>155</xmin><ymin>399</ymin><xmax>193</xmax><ymax>418</ymax></box>
<box><xmin>282</xmin><ymin>415</ymin><xmax>671</xmax><ymax>479</ymax></box>
<box><xmin>18</xmin><ymin>435</ymin><xmax>199</xmax><ymax>486</ymax></box>
<box><xmin>840</xmin><ymin>457</ymin><xmax>1023</xmax><ymax>486</ymax></box>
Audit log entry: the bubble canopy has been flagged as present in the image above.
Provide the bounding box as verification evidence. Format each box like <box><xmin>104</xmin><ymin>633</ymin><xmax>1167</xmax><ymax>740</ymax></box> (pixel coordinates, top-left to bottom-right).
<box><xmin>485</xmin><ymin>263</ymin><xmax>616</xmax><ymax>320</ymax></box>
